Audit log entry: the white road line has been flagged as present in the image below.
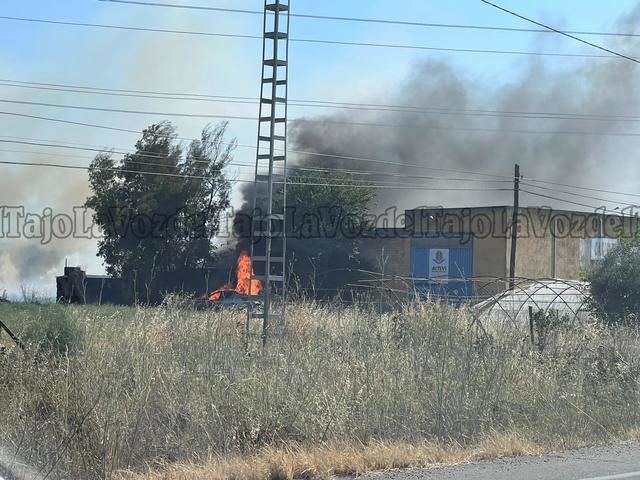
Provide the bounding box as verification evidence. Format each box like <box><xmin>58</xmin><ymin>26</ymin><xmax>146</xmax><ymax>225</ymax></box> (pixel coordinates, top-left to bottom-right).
<box><xmin>580</xmin><ymin>472</ymin><xmax>640</xmax><ymax>480</ymax></box>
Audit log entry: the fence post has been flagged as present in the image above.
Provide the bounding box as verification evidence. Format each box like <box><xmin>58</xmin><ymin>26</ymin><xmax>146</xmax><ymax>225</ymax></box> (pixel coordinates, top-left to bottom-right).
<box><xmin>0</xmin><ymin>319</ymin><xmax>25</xmax><ymax>350</ymax></box>
<box><xmin>528</xmin><ymin>305</ymin><xmax>535</xmax><ymax>345</ymax></box>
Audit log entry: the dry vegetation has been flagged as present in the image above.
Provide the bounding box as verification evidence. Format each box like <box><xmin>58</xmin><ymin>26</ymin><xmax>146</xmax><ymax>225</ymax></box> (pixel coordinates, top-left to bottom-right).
<box><xmin>2</xmin><ymin>300</ymin><xmax>640</xmax><ymax>479</ymax></box>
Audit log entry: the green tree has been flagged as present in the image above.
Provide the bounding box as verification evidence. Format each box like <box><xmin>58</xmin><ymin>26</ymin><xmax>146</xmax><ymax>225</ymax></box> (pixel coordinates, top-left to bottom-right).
<box><xmin>587</xmin><ymin>237</ymin><xmax>640</xmax><ymax>325</ymax></box>
<box><xmin>85</xmin><ymin>121</ymin><xmax>235</xmax><ymax>303</ymax></box>
<box><xmin>284</xmin><ymin>170</ymin><xmax>376</xmax><ymax>293</ymax></box>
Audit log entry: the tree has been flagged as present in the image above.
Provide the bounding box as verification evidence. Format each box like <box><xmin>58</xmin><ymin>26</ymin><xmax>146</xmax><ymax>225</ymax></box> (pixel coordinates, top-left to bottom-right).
<box><xmin>283</xmin><ymin>170</ymin><xmax>376</xmax><ymax>294</ymax></box>
<box><xmin>587</xmin><ymin>237</ymin><xmax>640</xmax><ymax>325</ymax></box>
<box><xmin>85</xmin><ymin>121</ymin><xmax>235</xmax><ymax>303</ymax></box>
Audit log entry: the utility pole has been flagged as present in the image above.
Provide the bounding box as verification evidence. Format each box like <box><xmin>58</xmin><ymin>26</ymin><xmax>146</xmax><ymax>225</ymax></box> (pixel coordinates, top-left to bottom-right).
<box><xmin>509</xmin><ymin>163</ymin><xmax>520</xmax><ymax>290</ymax></box>
<box><xmin>249</xmin><ymin>0</ymin><xmax>290</xmax><ymax>347</ymax></box>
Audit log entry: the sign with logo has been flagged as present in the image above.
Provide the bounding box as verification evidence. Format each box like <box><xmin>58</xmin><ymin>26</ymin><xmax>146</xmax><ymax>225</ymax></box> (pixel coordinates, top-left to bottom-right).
<box><xmin>429</xmin><ymin>248</ymin><xmax>449</xmax><ymax>281</ymax></box>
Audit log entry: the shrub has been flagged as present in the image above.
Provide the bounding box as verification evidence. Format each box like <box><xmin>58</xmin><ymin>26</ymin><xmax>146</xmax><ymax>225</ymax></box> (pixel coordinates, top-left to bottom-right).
<box><xmin>587</xmin><ymin>238</ymin><xmax>640</xmax><ymax>325</ymax></box>
<box><xmin>21</xmin><ymin>305</ymin><xmax>81</xmax><ymax>355</ymax></box>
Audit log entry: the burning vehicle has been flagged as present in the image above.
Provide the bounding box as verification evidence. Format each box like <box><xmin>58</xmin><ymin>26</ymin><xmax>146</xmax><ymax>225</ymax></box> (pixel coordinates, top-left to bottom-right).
<box><xmin>205</xmin><ymin>250</ymin><xmax>263</xmax><ymax>308</ymax></box>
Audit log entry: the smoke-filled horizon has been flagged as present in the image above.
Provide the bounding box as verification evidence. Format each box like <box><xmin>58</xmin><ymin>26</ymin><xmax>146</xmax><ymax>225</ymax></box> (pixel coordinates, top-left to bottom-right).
<box><xmin>289</xmin><ymin>6</ymin><xmax>640</xmax><ymax>215</ymax></box>
<box><xmin>4</xmin><ymin>1</ymin><xmax>640</xmax><ymax>290</ymax></box>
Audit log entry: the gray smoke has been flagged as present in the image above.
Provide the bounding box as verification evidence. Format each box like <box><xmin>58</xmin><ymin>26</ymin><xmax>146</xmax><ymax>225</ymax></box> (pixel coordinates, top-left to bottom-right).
<box><xmin>289</xmin><ymin>6</ymin><xmax>640</xmax><ymax>215</ymax></box>
<box><xmin>0</xmin><ymin>156</ymin><xmax>95</xmax><ymax>295</ymax></box>
<box><xmin>0</xmin><ymin>1</ymin><xmax>256</xmax><ymax>293</ymax></box>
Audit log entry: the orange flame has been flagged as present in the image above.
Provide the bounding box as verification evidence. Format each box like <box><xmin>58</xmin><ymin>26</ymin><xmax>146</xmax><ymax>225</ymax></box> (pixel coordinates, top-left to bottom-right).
<box><xmin>208</xmin><ymin>250</ymin><xmax>263</xmax><ymax>301</ymax></box>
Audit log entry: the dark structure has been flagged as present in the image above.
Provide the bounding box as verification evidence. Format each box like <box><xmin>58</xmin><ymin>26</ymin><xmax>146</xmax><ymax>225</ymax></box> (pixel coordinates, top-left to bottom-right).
<box><xmin>55</xmin><ymin>265</ymin><xmax>232</xmax><ymax>306</ymax></box>
<box><xmin>56</xmin><ymin>267</ymin><xmax>124</xmax><ymax>305</ymax></box>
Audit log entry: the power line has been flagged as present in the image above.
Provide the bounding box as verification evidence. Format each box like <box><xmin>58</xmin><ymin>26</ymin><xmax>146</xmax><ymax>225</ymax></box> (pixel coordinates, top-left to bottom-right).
<box><xmin>6</xmin><ymin>79</ymin><xmax>640</xmax><ymax>123</ymax></box>
<box><xmin>0</xmin><ymin>159</ymin><xmax>512</xmax><ymax>192</ymax></box>
<box><xmin>523</xmin><ymin>176</ymin><xmax>640</xmax><ymax>200</ymax></box>
<box><xmin>0</xmin><ymin>98</ymin><xmax>256</xmax><ymax>121</ymax></box>
<box><xmin>521</xmin><ymin>190</ymin><xmax>625</xmax><ymax>214</ymax></box>
<box><xmin>0</xmin><ymin>110</ymin><xmax>506</xmax><ymax>179</ymax></box>
<box><xmin>480</xmin><ymin>0</ymin><xmax>640</xmax><ymax>65</ymax></box>
<box><xmin>97</xmin><ymin>0</ymin><xmax>640</xmax><ymax>38</ymax></box>
<box><xmin>0</xmin><ymin>140</ymin><xmax>513</xmax><ymax>186</ymax></box>
<box><xmin>2</xmin><ymin>118</ymin><xmax>637</xmax><ymax>203</ymax></box>
<box><xmin>5</xmin><ymin>108</ymin><xmax>640</xmax><ymax>202</ymax></box>
<box><xmin>0</xmin><ymin>15</ymin><xmax>261</xmax><ymax>40</ymax></box>
<box><xmin>0</xmin><ymin>110</ymin><xmax>144</xmax><ymax>134</ymax></box>
<box><xmin>4</xmin><ymin>108</ymin><xmax>639</xmax><ymax>197</ymax></box>
<box><xmin>0</xmin><ymin>138</ymin><xmax>512</xmax><ymax>189</ymax></box>
<box><xmin>0</xmin><ymin>159</ymin><xmax>234</xmax><ymax>181</ymax></box>
<box><xmin>521</xmin><ymin>182</ymin><xmax>639</xmax><ymax>205</ymax></box>
<box><xmin>0</xmin><ymin>15</ymin><xmax>628</xmax><ymax>60</ymax></box>
<box><xmin>11</xmin><ymin>97</ymin><xmax>640</xmax><ymax>138</ymax></box>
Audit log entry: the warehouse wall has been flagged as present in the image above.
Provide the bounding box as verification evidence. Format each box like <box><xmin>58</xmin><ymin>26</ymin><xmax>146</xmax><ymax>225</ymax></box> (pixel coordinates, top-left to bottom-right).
<box><xmin>512</xmin><ymin>209</ymin><xmax>639</xmax><ymax>280</ymax></box>
<box><xmin>363</xmin><ymin>207</ymin><xmax>639</xmax><ymax>302</ymax></box>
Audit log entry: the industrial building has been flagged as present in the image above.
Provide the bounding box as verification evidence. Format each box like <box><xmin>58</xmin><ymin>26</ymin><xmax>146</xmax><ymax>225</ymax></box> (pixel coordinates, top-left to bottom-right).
<box><xmin>56</xmin><ymin>266</ymin><xmax>124</xmax><ymax>305</ymax></box>
<box><xmin>363</xmin><ymin>206</ymin><xmax>639</xmax><ymax>302</ymax></box>
<box><xmin>56</xmin><ymin>206</ymin><xmax>638</xmax><ymax>306</ymax></box>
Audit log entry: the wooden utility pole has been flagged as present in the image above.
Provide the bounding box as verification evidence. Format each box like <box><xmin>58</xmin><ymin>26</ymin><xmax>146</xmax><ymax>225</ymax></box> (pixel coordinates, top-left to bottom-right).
<box><xmin>509</xmin><ymin>164</ymin><xmax>520</xmax><ymax>290</ymax></box>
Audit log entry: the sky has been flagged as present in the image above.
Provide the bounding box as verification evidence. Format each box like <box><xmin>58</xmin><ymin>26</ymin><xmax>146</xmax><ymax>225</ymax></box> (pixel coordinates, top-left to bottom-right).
<box><xmin>1</xmin><ymin>0</ymin><xmax>640</xmax><ymax>298</ymax></box>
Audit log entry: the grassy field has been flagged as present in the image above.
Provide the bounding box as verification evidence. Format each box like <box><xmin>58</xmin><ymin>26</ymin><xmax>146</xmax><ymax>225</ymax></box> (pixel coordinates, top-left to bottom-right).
<box><xmin>2</xmin><ymin>300</ymin><xmax>640</xmax><ymax>479</ymax></box>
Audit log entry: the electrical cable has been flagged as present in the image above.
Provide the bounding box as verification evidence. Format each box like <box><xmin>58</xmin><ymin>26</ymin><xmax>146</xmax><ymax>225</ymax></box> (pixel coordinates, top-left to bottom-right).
<box><xmin>523</xmin><ymin>176</ymin><xmax>640</xmax><ymax>200</ymax></box>
<box><xmin>0</xmin><ymin>110</ymin><xmax>513</xmax><ymax>179</ymax></box>
<box><xmin>7</xmin><ymin>111</ymin><xmax>640</xmax><ymax>199</ymax></box>
<box><xmin>521</xmin><ymin>182</ymin><xmax>640</xmax><ymax>204</ymax></box>
<box><xmin>521</xmin><ymin>190</ymin><xmax>624</xmax><ymax>213</ymax></box>
<box><xmin>0</xmin><ymin>14</ymin><xmax>628</xmax><ymax>60</ymax></box>
<box><xmin>5</xmin><ymin>78</ymin><xmax>640</xmax><ymax>123</ymax></box>
<box><xmin>0</xmin><ymin>159</ymin><xmax>513</xmax><ymax>191</ymax></box>
<box><xmin>0</xmin><ymin>138</ymin><xmax>513</xmax><ymax>188</ymax></box>
<box><xmin>97</xmin><ymin>0</ymin><xmax>640</xmax><ymax>39</ymax></box>
<box><xmin>0</xmin><ymin>141</ymin><xmax>513</xmax><ymax>185</ymax></box>
<box><xmin>10</xmin><ymin>97</ymin><xmax>640</xmax><ymax>139</ymax></box>
<box><xmin>480</xmin><ymin>0</ymin><xmax>640</xmax><ymax>64</ymax></box>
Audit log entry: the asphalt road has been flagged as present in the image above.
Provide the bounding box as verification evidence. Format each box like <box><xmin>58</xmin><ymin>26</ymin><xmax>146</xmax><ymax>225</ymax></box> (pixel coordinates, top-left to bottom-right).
<box><xmin>0</xmin><ymin>447</ymin><xmax>38</xmax><ymax>480</ymax></box>
<box><xmin>356</xmin><ymin>444</ymin><xmax>640</xmax><ymax>480</ymax></box>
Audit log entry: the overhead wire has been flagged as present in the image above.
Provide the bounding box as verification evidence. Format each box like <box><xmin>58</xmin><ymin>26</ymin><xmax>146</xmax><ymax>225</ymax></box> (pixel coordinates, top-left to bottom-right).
<box><xmin>0</xmin><ymin>15</ymin><xmax>630</xmax><ymax>60</ymax></box>
<box><xmin>0</xmin><ymin>98</ymin><xmax>256</xmax><ymax>121</ymax></box>
<box><xmin>0</xmin><ymin>110</ymin><xmax>513</xmax><ymax>179</ymax></box>
<box><xmin>5</xmin><ymin>109</ymin><xmax>640</xmax><ymax>199</ymax></box>
<box><xmin>523</xmin><ymin>176</ymin><xmax>640</xmax><ymax>200</ymax></box>
<box><xmin>10</xmin><ymin>97</ymin><xmax>640</xmax><ymax>139</ymax></box>
<box><xmin>3</xmin><ymin>122</ymin><xmax>639</xmax><ymax>205</ymax></box>
<box><xmin>521</xmin><ymin>182</ymin><xmax>639</xmax><ymax>205</ymax></box>
<box><xmin>0</xmin><ymin>159</ymin><xmax>513</xmax><ymax>192</ymax></box>
<box><xmin>97</xmin><ymin>0</ymin><xmax>640</xmax><ymax>38</ymax></box>
<box><xmin>0</xmin><ymin>138</ymin><xmax>513</xmax><ymax>189</ymax></box>
<box><xmin>480</xmin><ymin>0</ymin><xmax>640</xmax><ymax>64</ymax></box>
<box><xmin>521</xmin><ymin>190</ymin><xmax>626</xmax><ymax>214</ymax></box>
<box><xmin>3</xmin><ymin>78</ymin><xmax>639</xmax><ymax>123</ymax></box>
<box><xmin>1</xmin><ymin>3</ymin><xmax>635</xmax><ymax>211</ymax></box>
<box><xmin>5</xmin><ymin>79</ymin><xmax>640</xmax><ymax>123</ymax></box>
<box><xmin>0</xmin><ymin>139</ymin><xmax>513</xmax><ymax>185</ymax></box>
<box><xmin>7</xmin><ymin>111</ymin><xmax>638</xmax><ymax>202</ymax></box>
<box><xmin>4</xmin><ymin>135</ymin><xmax>639</xmax><ymax>206</ymax></box>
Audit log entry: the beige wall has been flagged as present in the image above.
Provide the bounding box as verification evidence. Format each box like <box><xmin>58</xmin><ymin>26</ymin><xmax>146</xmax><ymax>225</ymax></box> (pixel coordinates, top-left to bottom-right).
<box><xmin>360</xmin><ymin>208</ymin><xmax>639</xmax><ymax>300</ymax></box>
<box><xmin>510</xmin><ymin>209</ymin><xmax>639</xmax><ymax>280</ymax></box>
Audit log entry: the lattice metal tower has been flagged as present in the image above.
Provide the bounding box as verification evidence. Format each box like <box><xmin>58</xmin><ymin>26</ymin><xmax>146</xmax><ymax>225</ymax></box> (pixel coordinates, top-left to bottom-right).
<box><xmin>249</xmin><ymin>0</ymin><xmax>290</xmax><ymax>345</ymax></box>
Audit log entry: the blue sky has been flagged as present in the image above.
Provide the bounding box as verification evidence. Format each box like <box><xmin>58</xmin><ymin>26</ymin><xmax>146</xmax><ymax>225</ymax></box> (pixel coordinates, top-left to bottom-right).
<box><xmin>1</xmin><ymin>0</ymin><xmax>640</xmax><ymax>295</ymax></box>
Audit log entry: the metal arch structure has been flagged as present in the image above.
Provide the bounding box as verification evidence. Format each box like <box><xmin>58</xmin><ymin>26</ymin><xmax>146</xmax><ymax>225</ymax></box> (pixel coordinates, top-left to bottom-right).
<box><xmin>249</xmin><ymin>0</ymin><xmax>291</xmax><ymax>345</ymax></box>
<box><xmin>471</xmin><ymin>277</ymin><xmax>592</xmax><ymax>327</ymax></box>
<box><xmin>292</xmin><ymin>267</ymin><xmax>593</xmax><ymax>330</ymax></box>
<box><xmin>321</xmin><ymin>269</ymin><xmax>592</xmax><ymax>327</ymax></box>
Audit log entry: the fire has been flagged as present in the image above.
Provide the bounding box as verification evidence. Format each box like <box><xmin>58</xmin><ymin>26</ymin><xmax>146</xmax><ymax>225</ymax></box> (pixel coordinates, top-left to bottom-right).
<box><xmin>209</xmin><ymin>250</ymin><xmax>263</xmax><ymax>301</ymax></box>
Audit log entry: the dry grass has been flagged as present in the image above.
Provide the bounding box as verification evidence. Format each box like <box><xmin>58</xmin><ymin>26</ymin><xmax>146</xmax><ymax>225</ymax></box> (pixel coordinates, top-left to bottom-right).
<box><xmin>2</xmin><ymin>300</ymin><xmax>640</xmax><ymax>479</ymax></box>
<box><xmin>122</xmin><ymin>432</ymin><xmax>541</xmax><ymax>480</ymax></box>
